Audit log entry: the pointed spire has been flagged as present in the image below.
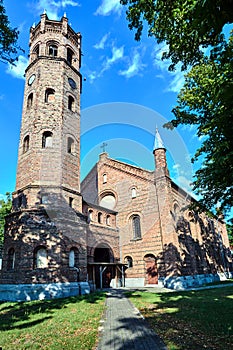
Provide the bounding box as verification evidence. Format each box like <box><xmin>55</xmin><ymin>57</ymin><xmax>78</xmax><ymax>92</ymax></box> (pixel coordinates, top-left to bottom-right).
<box><xmin>153</xmin><ymin>127</ymin><xmax>165</xmax><ymax>151</ymax></box>
<box><xmin>63</xmin><ymin>12</ymin><xmax>67</xmax><ymax>18</ymax></box>
<box><xmin>43</xmin><ymin>9</ymin><xmax>47</xmax><ymax>15</ymax></box>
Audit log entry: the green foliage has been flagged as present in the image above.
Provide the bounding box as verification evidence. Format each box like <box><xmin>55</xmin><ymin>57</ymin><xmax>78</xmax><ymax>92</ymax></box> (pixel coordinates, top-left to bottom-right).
<box><xmin>121</xmin><ymin>0</ymin><xmax>233</xmax><ymax>214</ymax></box>
<box><xmin>0</xmin><ymin>192</ymin><xmax>12</xmax><ymax>245</ymax></box>
<box><xmin>121</xmin><ymin>0</ymin><xmax>233</xmax><ymax>70</ymax></box>
<box><xmin>0</xmin><ymin>0</ymin><xmax>22</xmax><ymax>64</ymax></box>
<box><xmin>0</xmin><ymin>292</ymin><xmax>106</xmax><ymax>349</ymax></box>
<box><xmin>129</xmin><ymin>287</ymin><xmax>233</xmax><ymax>350</ymax></box>
<box><xmin>170</xmin><ymin>36</ymin><xmax>233</xmax><ymax>213</ymax></box>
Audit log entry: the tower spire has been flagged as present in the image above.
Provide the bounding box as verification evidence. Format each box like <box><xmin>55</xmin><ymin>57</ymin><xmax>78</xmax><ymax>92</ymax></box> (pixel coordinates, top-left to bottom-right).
<box><xmin>153</xmin><ymin>127</ymin><xmax>165</xmax><ymax>152</ymax></box>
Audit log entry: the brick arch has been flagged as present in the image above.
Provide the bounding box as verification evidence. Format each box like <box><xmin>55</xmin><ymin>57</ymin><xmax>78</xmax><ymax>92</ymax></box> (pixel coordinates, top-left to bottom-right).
<box><xmin>93</xmin><ymin>242</ymin><xmax>114</xmax><ymax>263</ymax></box>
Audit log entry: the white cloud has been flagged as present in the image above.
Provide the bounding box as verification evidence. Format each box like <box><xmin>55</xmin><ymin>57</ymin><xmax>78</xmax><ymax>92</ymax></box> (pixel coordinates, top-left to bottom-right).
<box><xmin>152</xmin><ymin>44</ymin><xmax>185</xmax><ymax>93</ymax></box>
<box><xmin>119</xmin><ymin>51</ymin><xmax>145</xmax><ymax>78</ymax></box>
<box><xmin>94</xmin><ymin>33</ymin><xmax>110</xmax><ymax>50</ymax></box>
<box><xmin>95</xmin><ymin>0</ymin><xmax>122</xmax><ymax>16</ymax></box>
<box><xmin>35</xmin><ymin>0</ymin><xmax>80</xmax><ymax>20</ymax></box>
<box><xmin>6</xmin><ymin>56</ymin><xmax>28</xmax><ymax>79</ymax></box>
<box><xmin>102</xmin><ymin>45</ymin><xmax>124</xmax><ymax>71</ymax></box>
<box><xmin>87</xmin><ymin>45</ymin><xmax>124</xmax><ymax>83</ymax></box>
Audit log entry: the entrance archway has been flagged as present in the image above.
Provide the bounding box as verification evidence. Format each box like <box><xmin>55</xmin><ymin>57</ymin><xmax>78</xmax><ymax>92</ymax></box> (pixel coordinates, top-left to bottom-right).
<box><xmin>144</xmin><ymin>254</ymin><xmax>158</xmax><ymax>285</ymax></box>
<box><xmin>94</xmin><ymin>247</ymin><xmax>110</xmax><ymax>263</ymax></box>
<box><xmin>93</xmin><ymin>244</ymin><xmax>114</xmax><ymax>288</ymax></box>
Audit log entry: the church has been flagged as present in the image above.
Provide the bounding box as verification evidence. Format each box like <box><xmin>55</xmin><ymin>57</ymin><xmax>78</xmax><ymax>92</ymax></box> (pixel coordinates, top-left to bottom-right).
<box><xmin>0</xmin><ymin>14</ymin><xmax>232</xmax><ymax>301</ymax></box>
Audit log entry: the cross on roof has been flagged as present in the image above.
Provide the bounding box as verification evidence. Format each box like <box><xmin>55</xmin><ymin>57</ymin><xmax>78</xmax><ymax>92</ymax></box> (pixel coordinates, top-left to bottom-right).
<box><xmin>100</xmin><ymin>142</ymin><xmax>108</xmax><ymax>153</ymax></box>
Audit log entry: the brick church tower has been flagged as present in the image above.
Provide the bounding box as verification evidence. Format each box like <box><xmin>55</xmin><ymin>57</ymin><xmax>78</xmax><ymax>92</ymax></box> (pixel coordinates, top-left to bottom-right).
<box><xmin>0</xmin><ymin>13</ymin><xmax>90</xmax><ymax>299</ymax></box>
<box><xmin>15</xmin><ymin>12</ymin><xmax>82</xmax><ymax>211</ymax></box>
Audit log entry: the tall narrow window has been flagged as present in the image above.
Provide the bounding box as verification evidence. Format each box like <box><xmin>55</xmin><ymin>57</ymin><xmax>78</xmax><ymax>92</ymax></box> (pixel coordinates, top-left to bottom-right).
<box><xmin>35</xmin><ymin>247</ymin><xmax>47</xmax><ymax>268</ymax></box>
<box><xmin>23</xmin><ymin>135</ymin><xmax>30</xmax><ymax>153</ymax></box>
<box><xmin>7</xmin><ymin>248</ymin><xmax>15</xmax><ymax>270</ymax></box>
<box><xmin>68</xmin><ymin>95</ymin><xmax>75</xmax><ymax>111</ymax></box>
<box><xmin>67</xmin><ymin>48</ymin><xmax>74</xmax><ymax>65</ymax></box>
<box><xmin>132</xmin><ymin>215</ymin><xmax>141</xmax><ymax>239</ymax></box>
<box><xmin>27</xmin><ymin>93</ymin><xmax>33</xmax><ymax>108</ymax></box>
<box><xmin>48</xmin><ymin>44</ymin><xmax>58</xmax><ymax>57</ymax></box>
<box><xmin>103</xmin><ymin>173</ymin><xmax>107</xmax><ymax>183</ymax></box>
<box><xmin>69</xmin><ymin>248</ymin><xmax>78</xmax><ymax>268</ymax></box>
<box><xmin>98</xmin><ymin>212</ymin><xmax>103</xmax><ymax>224</ymax></box>
<box><xmin>88</xmin><ymin>210</ymin><xmax>93</xmax><ymax>221</ymax></box>
<box><xmin>69</xmin><ymin>249</ymin><xmax>75</xmax><ymax>267</ymax></box>
<box><xmin>34</xmin><ymin>44</ymin><xmax>40</xmax><ymax>57</ymax></box>
<box><xmin>42</xmin><ymin>131</ymin><xmax>53</xmax><ymax>148</ymax></box>
<box><xmin>131</xmin><ymin>187</ymin><xmax>136</xmax><ymax>198</ymax></box>
<box><xmin>106</xmin><ymin>215</ymin><xmax>111</xmax><ymax>226</ymax></box>
<box><xmin>69</xmin><ymin>197</ymin><xmax>73</xmax><ymax>208</ymax></box>
<box><xmin>45</xmin><ymin>88</ymin><xmax>55</xmax><ymax>103</ymax></box>
<box><xmin>67</xmin><ymin>137</ymin><xmax>75</xmax><ymax>154</ymax></box>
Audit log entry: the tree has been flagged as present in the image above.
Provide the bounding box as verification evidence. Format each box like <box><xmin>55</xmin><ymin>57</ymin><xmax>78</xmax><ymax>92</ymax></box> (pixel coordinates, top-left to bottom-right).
<box><xmin>121</xmin><ymin>0</ymin><xmax>233</xmax><ymax>69</ymax></box>
<box><xmin>121</xmin><ymin>0</ymin><xmax>233</xmax><ymax>214</ymax></box>
<box><xmin>0</xmin><ymin>193</ymin><xmax>11</xmax><ymax>246</ymax></box>
<box><xmin>170</xmin><ymin>37</ymin><xmax>233</xmax><ymax>213</ymax></box>
<box><xmin>0</xmin><ymin>0</ymin><xmax>21</xmax><ymax>64</ymax></box>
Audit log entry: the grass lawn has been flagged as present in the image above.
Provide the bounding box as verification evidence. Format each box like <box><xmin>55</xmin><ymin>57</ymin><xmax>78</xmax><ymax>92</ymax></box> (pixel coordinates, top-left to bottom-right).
<box><xmin>127</xmin><ymin>286</ymin><xmax>233</xmax><ymax>350</ymax></box>
<box><xmin>0</xmin><ymin>292</ymin><xmax>106</xmax><ymax>350</ymax></box>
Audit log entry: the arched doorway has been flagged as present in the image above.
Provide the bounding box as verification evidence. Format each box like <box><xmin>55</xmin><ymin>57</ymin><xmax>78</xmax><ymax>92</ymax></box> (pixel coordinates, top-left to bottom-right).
<box><xmin>93</xmin><ymin>244</ymin><xmax>114</xmax><ymax>288</ymax></box>
<box><xmin>144</xmin><ymin>254</ymin><xmax>158</xmax><ymax>285</ymax></box>
<box><xmin>94</xmin><ymin>247</ymin><xmax>110</xmax><ymax>263</ymax></box>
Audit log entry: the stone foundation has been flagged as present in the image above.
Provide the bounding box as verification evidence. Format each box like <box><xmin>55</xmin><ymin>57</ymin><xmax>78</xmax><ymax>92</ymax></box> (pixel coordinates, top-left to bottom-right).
<box><xmin>163</xmin><ymin>272</ymin><xmax>233</xmax><ymax>290</ymax></box>
<box><xmin>0</xmin><ymin>282</ymin><xmax>90</xmax><ymax>302</ymax></box>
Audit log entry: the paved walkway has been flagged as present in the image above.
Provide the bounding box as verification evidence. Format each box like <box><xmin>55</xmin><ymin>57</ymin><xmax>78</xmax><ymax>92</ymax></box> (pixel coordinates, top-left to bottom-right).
<box><xmin>97</xmin><ymin>289</ymin><xmax>167</xmax><ymax>350</ymax></box>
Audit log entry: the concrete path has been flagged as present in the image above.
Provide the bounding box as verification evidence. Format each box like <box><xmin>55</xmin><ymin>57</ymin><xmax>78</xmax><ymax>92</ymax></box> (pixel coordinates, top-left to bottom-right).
<box><xmin>97</xmin><ymin>289</ymin><xmax>167</xmax><ymax>350</ymax></box>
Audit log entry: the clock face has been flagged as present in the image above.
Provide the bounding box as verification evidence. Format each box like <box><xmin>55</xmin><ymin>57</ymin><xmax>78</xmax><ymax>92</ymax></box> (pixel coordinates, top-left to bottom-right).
<box><xmin>68</xmin><ymin>77</ymin><xmax>76</xmax><ymax>89</ymax></box>
<box><xmin>28</xmin><ymin>74</ymin><xmax>36</xmax><ymax>86</ymax></box>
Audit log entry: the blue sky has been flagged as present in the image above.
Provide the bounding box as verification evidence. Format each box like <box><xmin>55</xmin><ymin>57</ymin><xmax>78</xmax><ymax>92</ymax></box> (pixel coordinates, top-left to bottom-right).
<box><xmin>0</xmin><ymin>0</ymin><xmax>202</xmax><ymax>202</ymax></box>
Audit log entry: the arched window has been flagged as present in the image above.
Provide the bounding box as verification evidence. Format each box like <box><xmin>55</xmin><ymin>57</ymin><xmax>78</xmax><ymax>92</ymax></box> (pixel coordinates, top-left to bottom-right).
<box><xmin>106</xmin><ymin>215</ymin><xmax>111</xmax><ymax>226</ymax></box>
<box><xmin>132</xmin><ymin>214</ymin><xmax>141</xmax><ymax>239</ymax></box>
<box><xmin>99</xmin><ymin>193</ymin><xmax>116</xmax><ymax>210</ymax></box>
<box><xmin>131</xmin><ymin>187</ymin><xmax>136</xmax><ymax>198</ymax></box>
<box><xmin>45</xmin><ymin>88</ymin><xmax>55</xmax><ymax>103</ymax></box>
<box><xmin>68</xmin><ymin>95</ymin><xmax>75</xmax><ymax>111</ymax></box>
<box><xmin>23</xmin><ymin>135</ymin><xmax>30</xmax><ymax>153</ymax></box>
<box><xmin>124</xmin><ymin>256</ymin><xmax>133</xmax><ymax>268</ymax></box>
<box><xmin>67</xmin><ymin>48</ymin><xmax>74</xmax><ymax>65</ymax></box>
<box><xmin>35</xmin><ymin>247</ymin><xmax>47</xmax><ymax>268</ymax></box>
<box><xmin>98</xmin><ymin>212</ymin><xmax>103</xmax><ymax>224</ymax></box>
<box><xmin>67</xmin><ymin>137</ymin><xmax>75</xmax><ymax>154</ymax></box>
<box><xmin>42</xmin><ymin>131</ymin><xmax>53</xmax><ymax>148</ymax></box>
<box><xmin>103</xmin><ymin>173</ymin><xmax>107</xmax><ymax>183</ymax></box>
<box><xmin>88</xmin><ymin>209</ymin><xmax>93</xmax><ymax>221</ymax></box>
<box><xmin>33</xmin><ymin>44</ymin><xmax>40</xmax><ymax>57</ymax></box>
<box><xmin>7</xmin><ymin>248</ymin><xmax>15</xmax><ymax>270</ymax></box>
<box><xmin>48</xmin><ymin>44</ymin><xmax>58</xmax><ymax>57</ymax></box>
<box><xmin>69</xmin><ymin>249</ymin><xmax>75</xmax><ymax>267</ymax></box>
<box><xmin>27</xmin><ymin>93</ymin><xmax>33</xmax><ymax>108</ymax></box>
<box><xmin>69</xmin><ymin>248</ymin><xmax>78</xmax><ymax>268</ymax></box>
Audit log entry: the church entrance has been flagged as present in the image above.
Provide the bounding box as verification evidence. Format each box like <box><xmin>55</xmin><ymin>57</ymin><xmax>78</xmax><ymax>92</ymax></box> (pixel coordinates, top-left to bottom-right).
<box><xmin>88</xmin><ymin>244</ymin><xmax>126</xmax><ymax>289</ymax></box>
<box><xmin>94</xmin><ymin>247</ymin><xmax>112</xmax><ymax>288</ymax></box>
<box><xmin>144</xmin><ymin>254</ymin><xmax>158</xmax><ymax>285</ymax></box>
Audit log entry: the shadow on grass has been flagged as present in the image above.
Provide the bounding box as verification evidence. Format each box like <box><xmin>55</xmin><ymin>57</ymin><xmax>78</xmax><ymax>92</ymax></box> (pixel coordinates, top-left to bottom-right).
<box><xmin>126</xmin><ymin>287</ymin><xmax>233</xmax><ymax>350</ymax></box>
<box><xmin>0</xmin><ymin>291</ymin><xmax>105</xmax><ymax>332</ymax></box>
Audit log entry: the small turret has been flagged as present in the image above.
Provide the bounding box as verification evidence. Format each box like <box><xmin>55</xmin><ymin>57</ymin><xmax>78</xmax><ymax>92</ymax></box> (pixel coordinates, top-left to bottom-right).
<box><xmin>153</xmin><ymin>128</ymin><xmax>169</xmax><ymax>177</ymax></box>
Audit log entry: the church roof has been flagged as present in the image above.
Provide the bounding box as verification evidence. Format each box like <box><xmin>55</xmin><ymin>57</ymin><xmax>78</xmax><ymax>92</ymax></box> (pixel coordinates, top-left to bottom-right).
<box><xmin>153</xmin><ymin>128</ymin><xmax>166</xmax><ymax>150</ymax></box>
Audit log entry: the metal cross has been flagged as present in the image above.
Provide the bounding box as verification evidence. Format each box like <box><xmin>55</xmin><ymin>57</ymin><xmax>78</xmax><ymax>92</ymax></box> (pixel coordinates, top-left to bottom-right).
<box><xmin>100</xmin><ymin>142</ymin><xmax>108</xmax><ymax>153</ymax></box>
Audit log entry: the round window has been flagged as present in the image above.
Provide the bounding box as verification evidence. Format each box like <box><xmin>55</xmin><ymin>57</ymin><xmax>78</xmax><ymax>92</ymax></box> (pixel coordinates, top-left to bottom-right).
<box><xmin>100</xmin><ymin>194</ymin><xmax>116</xmax><ymax>210</ymax></box>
